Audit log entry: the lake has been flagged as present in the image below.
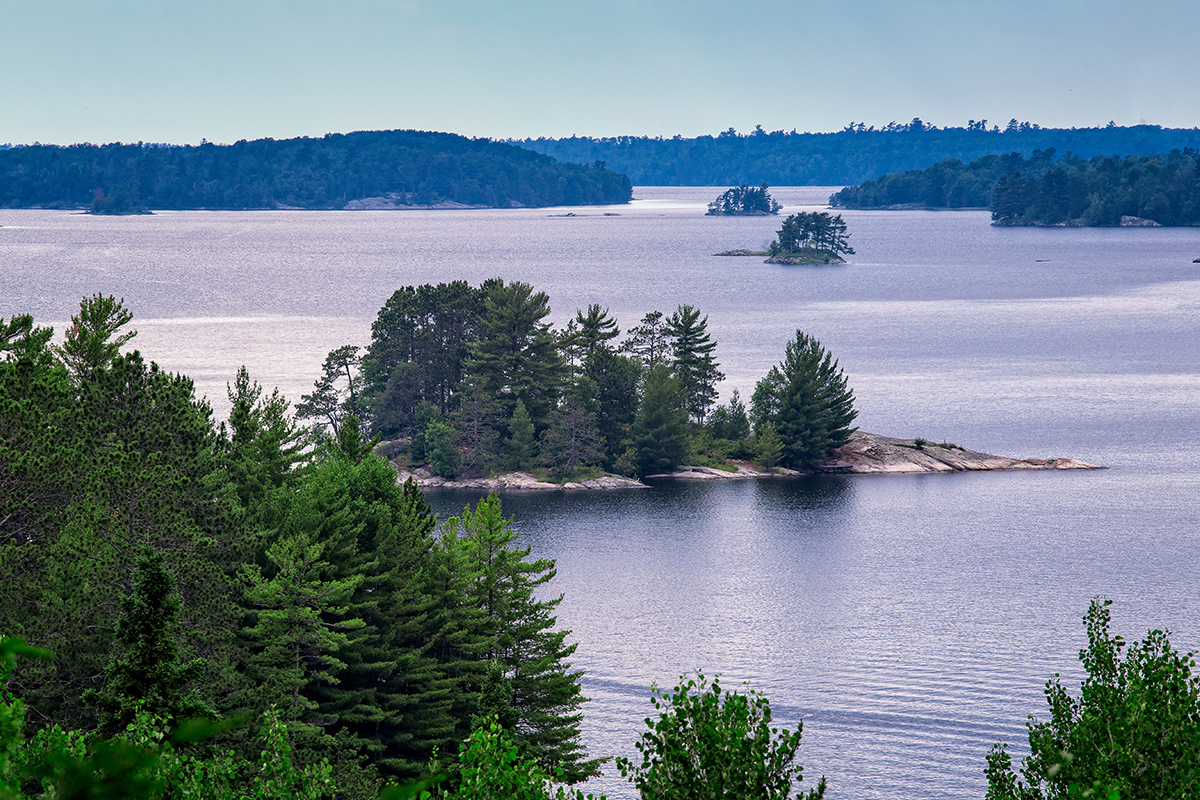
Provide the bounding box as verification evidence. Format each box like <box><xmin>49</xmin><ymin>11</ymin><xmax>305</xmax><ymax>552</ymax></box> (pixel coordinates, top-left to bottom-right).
<box><xmin>3</xmin><ymin>188</ymin><xmax>1199</xmax><ymax>798</ymax></box>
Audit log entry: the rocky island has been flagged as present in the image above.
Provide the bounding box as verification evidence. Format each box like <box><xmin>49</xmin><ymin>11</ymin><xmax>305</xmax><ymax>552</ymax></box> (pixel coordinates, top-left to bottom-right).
<box><xmin>389</xmin><ymin>431</ymin><xmax>1102</xmax><ymax>492</ymax></box>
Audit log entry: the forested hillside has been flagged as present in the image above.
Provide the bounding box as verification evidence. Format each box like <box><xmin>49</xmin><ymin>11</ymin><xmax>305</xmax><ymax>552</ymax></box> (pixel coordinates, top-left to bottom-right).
<box><xmin>0</xmin><ymin>130</ymin><xmax>632</xmax><ymax>212</ymax></box>
<box><xmin>517</xmin><ymin>121</ymin><xmax>1200</xmax><ymax>186</ymax></box>
<box><xmin>831</xmin><ymin>148</ymin><xmax>1200</xmax><ymax>226</ymax></box>
<box><xmin>0</xmin><ymin>297</ymin><xmax>597</xmax><ymax>795</ymax></box>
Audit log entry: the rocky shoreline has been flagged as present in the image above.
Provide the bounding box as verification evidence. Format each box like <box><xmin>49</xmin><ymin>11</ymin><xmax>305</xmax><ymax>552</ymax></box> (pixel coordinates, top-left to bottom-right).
<box><xmin>389</xmin><ymin>432</ymin><xmax>1103</xmax><ymax>492</ymax></box>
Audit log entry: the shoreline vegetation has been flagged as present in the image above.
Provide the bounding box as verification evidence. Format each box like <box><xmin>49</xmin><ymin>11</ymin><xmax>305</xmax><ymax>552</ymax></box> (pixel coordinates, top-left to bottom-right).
<box><xmin>391</xmin><ymin>431</ymin><xmax>1103</xmax><ymax>492</ymax></box>
<box><xmin>832</xmin><ymin>148</ymin><xmax>1200</xmax><ymax>227</ymax></box>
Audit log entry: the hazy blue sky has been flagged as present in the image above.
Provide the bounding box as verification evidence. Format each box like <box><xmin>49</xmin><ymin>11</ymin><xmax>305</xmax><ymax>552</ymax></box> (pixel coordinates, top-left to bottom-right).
<box><xmin>4</xmin><ymin>0</ymin><xmax>1198</xmax><ymax>144</ymax></box>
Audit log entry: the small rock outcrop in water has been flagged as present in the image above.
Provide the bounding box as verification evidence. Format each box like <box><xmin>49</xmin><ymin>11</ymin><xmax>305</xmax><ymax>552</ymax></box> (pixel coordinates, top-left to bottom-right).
<box><xmin>389</xmin><ymin>432</ymin><xmax>1102</xmax><ymax>491</ymax></box>
<box><xmin>816</xmin><ymin>432</ymin><xmax>1104</xmax><ymax>474</ymax></box>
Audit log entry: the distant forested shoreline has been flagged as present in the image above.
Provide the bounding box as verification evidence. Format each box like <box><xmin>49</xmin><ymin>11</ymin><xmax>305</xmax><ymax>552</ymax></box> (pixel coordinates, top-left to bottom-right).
<box><xmin>0</xmin><ymin>130</ymin><xmax>632</xmax><ymax>212</ymax></box>
<box><xmin>831</xmin><ymin>148</ymin><xmax>1200</xmax><ymax>227</ymax></box>
<box><xmin>517</xmin><ymin>121</ymin><xmax>1200</xmax><ymax>186</ymax></box>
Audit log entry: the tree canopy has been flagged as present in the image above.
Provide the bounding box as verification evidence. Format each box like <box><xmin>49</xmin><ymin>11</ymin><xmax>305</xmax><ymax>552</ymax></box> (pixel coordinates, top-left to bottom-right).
<box><xmin>986</xmin><ymin>598</ymin><xmax>1200</xmax><ymax>800</ymax></box>
<box><xmin>750</xmin><ymin>331</ymin><xmax>857</xmax><ymax>469</ymax></box>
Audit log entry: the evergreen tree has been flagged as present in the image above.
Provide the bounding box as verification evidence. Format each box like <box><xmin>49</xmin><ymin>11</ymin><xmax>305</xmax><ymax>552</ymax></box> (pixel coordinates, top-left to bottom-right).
<box><xmin>571</xmin><ymin>304</ymin><xmax>620</xmax><ymax>360</ymax></box>
<box><xmin>633</xmin><ymin>365</ymin><xmax>690</xmax><ymax>478</ymax></box>
<box><xmin>538</xmin><ymin>397</ymin><xmax>603</xmax><ymax>478</ymax></box>
<box><xmin>85</xmin><ymin>550</ymin><xmax>215</xmax><ymax>735</ymax></box>
<box><xmin>709</xmin><ymin>389</ymin><xmax>751</xmax><ymax>442</ymax></box>
<box><xmin>667</xmin><ymin>305</ymin><xmax>724</xmax><ymax>424</ymax></box>
<box><xmin>583</xmin><ymin>348</ymin><xmax>641</xmax><ymax>466</ymax></box>
<box><xmin>463</xmin><ymin>280</ymin><xmax>566</xmax><ymax>429</ymax></box>
<box><xmin>425</xmin><ymin>420</ymin><xmax>460</xmax><ymax>478</ymax></box>
<box><xmin>451</xmin><ymin>379</ymin><xmax>502</xmax><ymax>476</ymax></box>
<box><xmin>755</xmin><ymin>422</ymin><xmax>784</xmax><ymax>470</ymax></box>
<box><xmin>296</xmin><ymin>345</ymin><xmax>364</xmax><ymax>439</ymax></box>
<box><xmin>439</xmin><ymin>495</ymin><xmax>598</xmax><ymax>782</ymax></box>
<box><xmin>240</xmin><ymin>531</ymin><xmax>365</xmax><ymax>738</ymax></box>
<box><xmin>334</xmin><ymin>464</ymin><xmax>457</xmax><ymax>780</ymax></box>
<box><xmin>751</xmin><ymin>331</ymin><xmax>857</xmax><ymax>469</ymax></box>
<box><xmin>503</xmin><ymin>399</ymin><xmax>538</xmax><ymax>472</ymax></box>
<box><xmin>363</xmin><ymin>281</ymin><xmax>483</xmax><ymax>433</ymax></box>
<box><xmin>56</xmin><ymin>294</ymin><xmax>136</xmax><ymax>385</ymax></box>
<box><xmin>622</xmin><ymin>310</ymin><xmax>670</xmax><ymax>367</ymax></box>
<box><xmin>221</xmin><ymin>365</ymin><xmax>309</xmax><ymax>523</ymax></box>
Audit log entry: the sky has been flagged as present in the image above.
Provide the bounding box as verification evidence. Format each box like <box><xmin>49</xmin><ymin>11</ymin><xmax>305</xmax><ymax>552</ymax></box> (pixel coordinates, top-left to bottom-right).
<box><xmin>3</xmin><ymin>0</ymin><xmax>1199</xmax><ymax>145</ymax></box>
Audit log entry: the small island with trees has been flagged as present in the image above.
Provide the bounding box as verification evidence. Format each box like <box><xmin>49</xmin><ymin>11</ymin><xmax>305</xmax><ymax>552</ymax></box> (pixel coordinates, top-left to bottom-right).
<box><xmin>717</xmin><ymin>211</ymin><xmax>856</xmax><ymax>264</ymax></box>
<box><xmin>706</xmin><ymin>184</ymin><xmax>782</xmax><ymax>215</ymax></box>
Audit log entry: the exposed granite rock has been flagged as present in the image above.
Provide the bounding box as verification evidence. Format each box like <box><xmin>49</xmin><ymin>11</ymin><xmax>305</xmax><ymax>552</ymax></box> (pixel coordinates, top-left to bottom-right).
<box><xmin>816</xmin><ymin>432</ymin><xmax>1104</xmax><ymax>474</ymax></box>
<box><xmin>393</xmin><ymin>468</ymin><xmax>647</xmax><ymax>492</ymax></box>
<box><xmin>390</xmin><ymin>432</ymin><xmax>1103</xmax><ymax>490</ymax></box>
<box><xmin>644</xmin><ymin>463</ymin><xmax>801</xmax><ymax>480</ymax></box>
<box><xmin>1120</xmin><ymin>215</ymin><xmax>1161</xmax><ymax>227</ymax></box>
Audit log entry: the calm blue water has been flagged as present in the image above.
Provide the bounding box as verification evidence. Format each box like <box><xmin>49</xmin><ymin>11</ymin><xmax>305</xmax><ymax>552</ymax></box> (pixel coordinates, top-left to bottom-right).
<box><xmin>3</xmin><ymin>188</ymin><xmax>1199</xmax><ymax>798</ymax></box>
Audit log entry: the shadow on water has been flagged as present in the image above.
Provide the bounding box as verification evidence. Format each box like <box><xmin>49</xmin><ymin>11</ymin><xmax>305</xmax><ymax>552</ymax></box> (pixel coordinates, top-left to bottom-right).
<box><xmin>426</xmin><ymin>474</ymin><xmax>856</xmax><ymax>528</ymax></box>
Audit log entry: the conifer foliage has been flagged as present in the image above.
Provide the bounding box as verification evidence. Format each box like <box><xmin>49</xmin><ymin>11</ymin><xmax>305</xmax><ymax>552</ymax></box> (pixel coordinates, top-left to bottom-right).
<box><xmin>751</xmin><ymin>331</ymin><xmax>857</xmax><ymax>469</ymax></box>
<box><xmin>85</xmin><ymin>550</ymin><xmax>215</xmax><ymax>735</ymax></box>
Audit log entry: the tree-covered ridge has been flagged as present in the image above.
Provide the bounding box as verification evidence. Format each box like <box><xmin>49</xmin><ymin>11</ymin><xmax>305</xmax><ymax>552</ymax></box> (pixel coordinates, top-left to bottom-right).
<box><xmin>831</xmin><ymin>148</ymin><xmax>1200</xmax><ymax>226</ymax></box>
<box><xmin>517</xmin><ymin>121</ymin><xmax>1200</xmax><ymax>186</ymax></box>
<box><xmin>0</xmin><ymin>130</ymin><xmax>632</xmax><ymax>211</ymax></box>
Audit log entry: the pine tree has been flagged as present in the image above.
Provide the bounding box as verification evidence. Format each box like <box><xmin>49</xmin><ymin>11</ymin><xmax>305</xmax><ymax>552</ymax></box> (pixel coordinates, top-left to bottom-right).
<box><xmin>503</xmin><ymin>399</ymin><xmax>538</xmax><ymax>472</ymax></box>
<box><xmin>538</xmin><ymin>397</ymin><xmax>603</xmax><ymax>478</ymax></box>
<box><xmin>221</xmin><ymin>365</ymin><xmax>309</xmax><ymax>524</ymax></box>
<box><xmin>572</xmin><ymin>304</ymin><xmax>620</xmax><ymax>360</ymax></box>
<box><xmin>667</xmin><ymin>304</ymin><xmax>724</xmax><ymax>424</ymax></box>
<box><xmin>86</xmin><ymin>550</ymin><xmax>215</xmax><ymax>735</ymax></box>
<box><xmin>438</xmin><ymin>495</ymin><xmax>599</xmax><ymax>782</ymax></box>
<box><xmin>756</xmin><ymin>422</ymin><xmax>784</xmax><ymax>470</ymax></box>
<box><xmin>622</xmin><ymin>310</ymin><xmax>670</xmax><ymax>367</ymax></box>
<box><xmin>331</xmin><ymin>459</ymin><xmax>458</xmax><ymax>780</ymax></box>
<box><xmin>55</xmin><ymin>294</ymin><xmax>136</xmax><ymax>385</ymax></box>
<box><xmin>463</xmin><ymin>280</ymin><xmax>566</xmax><ymax>428</ymax></box>
<box><xmin>751</xmin><ymin>331</ymin><xmax>857</xmax><ymax>469</ymax></box>
<box><xmin>240</xmin><ymin>531</ymin><xmax>365</xmax><ymax>737</ymax></box>
<box><xmin>633</xmin><ymin>365</ymin><xmax>690</xmax><ymax>478</ymax></box>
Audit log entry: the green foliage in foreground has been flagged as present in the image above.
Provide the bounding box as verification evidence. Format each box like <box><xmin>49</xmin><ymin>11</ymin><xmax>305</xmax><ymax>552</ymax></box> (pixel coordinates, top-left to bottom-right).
<box><xmin>616</xmin><ymin>671</ymin><xmax>824</xmax><ymax>800</ymax></box>
<box><xmin>985</xmin><ymin>598</ymin><xmax>1200</xmax><ymax>800</ymax></box>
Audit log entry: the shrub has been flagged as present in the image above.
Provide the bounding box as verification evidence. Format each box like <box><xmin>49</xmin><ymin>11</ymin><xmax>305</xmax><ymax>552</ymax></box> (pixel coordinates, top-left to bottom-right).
<box><xmin>616</xmin><ymin>671</ymin><xmax>825</xmax><ymax>800</ymax></box>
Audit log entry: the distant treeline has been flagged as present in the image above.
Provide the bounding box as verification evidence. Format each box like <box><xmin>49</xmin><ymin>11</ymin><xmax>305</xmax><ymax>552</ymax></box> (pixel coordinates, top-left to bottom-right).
<box><xmin>832</xmin><ymin>148</ymin><xmax>1200</xmax><ymax>226</ymax></box>
<box><xmin>517</xmin><ymin>120</ymin><xmax>1200</xmax><ymax>186</ymax></box>
<box><xmin>0</xmin><ymin>130</ymin><xmax>632</xmax><ymax>211</ymax></box>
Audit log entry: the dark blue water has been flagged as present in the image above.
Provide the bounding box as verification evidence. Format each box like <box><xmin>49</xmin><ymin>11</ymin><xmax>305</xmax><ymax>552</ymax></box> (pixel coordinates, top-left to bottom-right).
<box><xmin>3</xmin><ymin>188</ymin><xmax>1199</xmax><ymax>798</ymax></box>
